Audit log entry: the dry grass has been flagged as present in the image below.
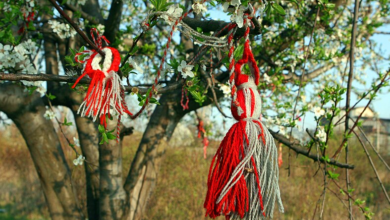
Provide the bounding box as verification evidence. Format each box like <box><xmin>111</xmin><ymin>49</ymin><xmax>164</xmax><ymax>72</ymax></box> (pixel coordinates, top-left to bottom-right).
<box><xmin>1</xmin><ymin>124</ymin><xmax>390</xmax><ymax>220</ymax></box>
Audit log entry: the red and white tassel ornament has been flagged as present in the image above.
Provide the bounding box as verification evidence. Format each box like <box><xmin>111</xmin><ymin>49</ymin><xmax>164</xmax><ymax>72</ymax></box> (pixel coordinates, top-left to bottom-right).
<box><xmin>72</xmin><ymin>29</ymin><xmax>132</xmax><ymax>128</ymax></box>
<box><xmin>204</xmin><ymin>6</ymin><xmax>284</xmax><ymax>219</ymax></box>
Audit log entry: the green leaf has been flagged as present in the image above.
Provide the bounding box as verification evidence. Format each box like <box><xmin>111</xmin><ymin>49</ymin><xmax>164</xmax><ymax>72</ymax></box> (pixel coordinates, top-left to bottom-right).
<box><xmin>100</xmin><ymin>133</ymin><xmax>108</xmax><ymax>145</ymax></box>
<box><xmin>272</xmin><ymin>3</ymin><xmax>286</xmax><ymax>16</ymax></box>
<box><xmin>327</xmin><ymin>170</ymin><xmax>340</xmax><ymax>180</ymax></box>
<box><xmin>321</xmin><ymin>155</ymin><xmax>330</xmax><ymax>163</ymax></box>
<box><xmin>46</xmin><ymin>93</ymin><xmax>56</xmax><ymax>100</ymax></box>
<box><xmin>326</xmin><ymin>3</ymin><xmax>336</xmax><ymax>9</ymax></box>
<box><xmin>107</xmin><ymin>133</ymin><xmax>117</xmax><ymax>140</ymax></box>
<box><xmin>27</xmin><ymin>86</ymin><xmax>38</xmax><ymax>95</ymax></box>
<box><xmin>150</xmin><ymin>97</ymin><xmax>160</xmax><ymax>105</ymax></box>
<box><xmin>208</xmin><ymin>0</ymin><xmax>216</xmax><ymax>7</ymax></box>
<box><xmin>62</xmin><ymin>118</ymin><xmax>73</xmax><ymax>126</ymax></box>
<box><xmin>354</xmin><ymin>198</ymin><xmax>365</xmax><ymax>206</ymax></box>
<box><xmin>98</xmin><ymin>124</ymin><xmax>105</xmax><ymax>133</ymax></box>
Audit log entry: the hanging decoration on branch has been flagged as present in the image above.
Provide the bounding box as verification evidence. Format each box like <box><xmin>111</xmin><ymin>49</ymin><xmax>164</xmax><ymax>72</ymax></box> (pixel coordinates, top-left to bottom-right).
<box><xmin>196</xmin><ymin>113</ymin><xmax>210</xmax><ymax>159</ymax></box>
<box><xmin>72</xmin><ymin>28</ymin><xmax>132</xmax><ymax>128</ymax></box>
<box><xmin>204</xmin><ymin>5</ymin><xmax>284</xmax><ymax>220</ymax></box>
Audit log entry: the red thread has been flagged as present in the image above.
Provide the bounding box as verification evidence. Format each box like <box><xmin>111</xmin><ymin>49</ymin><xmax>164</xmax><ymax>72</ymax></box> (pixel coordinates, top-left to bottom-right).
<box><xmin>205</xmin><ymin>19</ymin><xmax>267</xmax><ymax>219</ymax></box>
<box><xmin>180</xmin><ymin>87</ymin><xmax>189</xmax><ymax>110</ymax></box>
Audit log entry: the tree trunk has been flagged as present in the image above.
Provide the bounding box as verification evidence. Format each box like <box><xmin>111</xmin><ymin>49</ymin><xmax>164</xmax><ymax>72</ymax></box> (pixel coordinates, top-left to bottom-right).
<box><xmin>123</xmin><ymin>90</ymin><xmax>188</xmax><ymax>220</ymax></box>
<box><xmin>99</xmin><ymin>118</ymin><xmax>127</xmax><ymax>219</ymax></box>
<box><xmin>0</xmin><ymin>84</ymin><xmax>83</xmax><ymax>220</ymax></box>
<box><xmin>69</xmin><ymin>91</ymin><xmax>101</xmax><ymax>219</ymax></box>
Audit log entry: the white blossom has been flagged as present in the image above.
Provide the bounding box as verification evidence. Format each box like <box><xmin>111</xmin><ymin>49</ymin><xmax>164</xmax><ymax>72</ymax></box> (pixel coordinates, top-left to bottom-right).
<box><xmin>48</xmin><ymin>20</ymin><xmax>77</xmax><ymax>39</ymax></box>
<box><xmin>219</xmin><ymin>84</ymin><xmax>231</xmax><ymax>98</ymax></box>
<box><xmin>274</xmin><ymin>60</ymin><xmax>283</xmax><ymax>66</ymax></box>
<box><xmin>222</xmin><ymin>2</ymin><xmax>230</xmax><ymax>12</ymax></box>
<box><xmin>97</xmin><ymin>24</ymin><xmax>105</xmax><ymax>33</ymax></box>
<box><xmin>43</xmin><ymin>109</ymin><xmax>56</xmax><ymax>120</ymax></box>
<box><xmin>279</xmin><ymin>126</ymin><xmax>286</xmax><ymax>135</ymax></box>
<box><xmin>78</xmin><ymin>0</ymin><xmax>87</xmax><ymax>5</ymax></box>
<box><xmin>127</xmin><ymin>58</ymin><xmax>144</xmax><ymax>74</ymax></box>
<box><xmin>301</xmin><ymin>95</ymin><xmax>307</xmax><ymax>103</ymax></box>
<box><xmin>73</xmin><ymin>137</ymin><xmax>80</xmax><ymax>147</ymax></box>
<box><xmin>266</xmin><ymin>117</ymin><xmax>275</xmax><ymax>125</ymax></box>
<box><xmin>231</xmin><ymin>0</ymin><xmax>241</xmax><ymax>6</ymax></box>
<box><xmin>264</xmin><ymin>73</ymin><xmax>272</xmax><ymax>83</ymax></box>
<box><xmin>316</xmin><ymin>126</ymin><xmax>327</xmax><ymax>142</ymax></box>
<box><xmin>2</xmin><ymin>3</ymin><xmax>11</xmax><ymax>12</ymax></box>
<box><xmin>161</xmin><ymin>5</ymin><xmax>183</xmax><ymax>26</ymax></box>
<box><xmin>36</xmin><ymin>86</ymin><xmax>46</xmax><ymax>96</ymax></box>
<box><xmin>230</xmin><ymin>6</ymin><xmax>245</xmax><ymax>28</ymax></box>
<box><xmin>192</xmin><ymin>1</ymin><xmax>207</xmax><ymax>14</ymax></box>
<box><xmin>178</xmin><ymin>60</ymin><xmax>194</xmax><ymax>78</ymax></box>
<box><xmin>73</xmin><ymin>155</ymin><xmax>85</xmax><ymax>166</ymax></box>
<box><xmin>313</xmin><ymin>106</ymin><xmax>325</xmax><ymax>118</ymax></box>
<box><xmin>0</xmin><ymin>43</ymin><xmax>11</xmax><ymax>60</ymax></box>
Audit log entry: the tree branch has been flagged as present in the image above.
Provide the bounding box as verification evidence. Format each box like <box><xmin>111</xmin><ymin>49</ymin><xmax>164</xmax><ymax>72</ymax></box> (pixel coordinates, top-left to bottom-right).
<box><xmin>0</xmin><ymin>73</ymin><xmax>183</xmax><ymax>94</ymax></box>
<box><xmin>64</xmin><ymin>3</ymin><xmax>100</xmax><ymax>25</ymax></box>
<box><xmin>269</xmin><ymin>129</ymin><xmax>355</xmax><ymax>169</ymax></box>
<box><xmin>104</xmin><ymin>0</ymin><xmax>123</xmax><ymax>43</ymax></box>
<box><xmin>182</xmin><ymin>16</ymin><xmax>261</xmax><ymax>37</ymax></box>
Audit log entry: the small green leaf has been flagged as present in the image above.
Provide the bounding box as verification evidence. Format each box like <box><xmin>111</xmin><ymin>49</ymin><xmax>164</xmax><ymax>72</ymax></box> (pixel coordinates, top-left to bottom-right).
<box><xmin>62</xmin><ymin>118</ymin><xmax>73</xmax><ymax>126</ymax></box>
<box><xmin>327</xmin><ymin>170</ymin><xmax>340</xmax><ymax>180</ymax></box>
<box><xmin>46</xmin><ymin>93</ymin><xmax>56</xmax><ymax>100</ymax></box>
<box><xmin>321</xmin><ymin>155</ymin><xmax>330</xmax><ymax>163</ymax></box>
<box><xmin>107</xmin><ymin>133</ymin><xmax>117</xmax><ymax>140</ymax></box>
<box><xmin>272</xmin><ymin>3</ymin><xmax>286</xmax><ymax>16</ymax></box>
<box><xmin>98</xmin><ymin>124</ymin><xmax>105</xmax><ymax>133</ymax></box>
<box><xmin>325</xmin><ymin>3</ymin><xmax>335</xmax><ymax>9</ymax></box>
<box><xmin>27</xmin><ymin>86</ymin><xmax>38</xmax><ymax>95</ymax></box>
<box><xmin>354</xmin><ymin>198</ymin><xmax>365</xmax><ymax>206</ymax></box>
<box><xmin>99</xmin><ymin>133</ymin><xmax>108</xmax><ymax>145</ymax></box>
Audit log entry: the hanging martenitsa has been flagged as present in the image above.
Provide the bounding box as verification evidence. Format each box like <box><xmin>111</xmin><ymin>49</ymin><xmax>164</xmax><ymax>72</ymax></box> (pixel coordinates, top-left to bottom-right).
<box><xmin>72</xmin><ymin>28</ymin><xmax>132</xmax><ymax>135</ymax></box>
<box><xmin>203</xmin><ymin>5</ymin><xmax>284</xmax><ymax>220</ymax></box>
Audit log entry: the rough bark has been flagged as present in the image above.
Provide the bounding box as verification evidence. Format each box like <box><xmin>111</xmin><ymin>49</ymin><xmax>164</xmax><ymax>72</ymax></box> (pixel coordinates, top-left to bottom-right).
<box><xmin>57</xmin><ymin>30</ymin><xmax>102</xmax><ymax>219</ymax></box>
<box><xmin>76</xmin><ymin>114</ymin><xmax>101</xmax><ymax>219</ymax></box>
<box><xmin>0</xmin><ymin>84</ymin><xmax>83</xmax><ymax>220</ymax></box>
<box><xmin>99</xmin><ymin>118</ymin><xmax>127</xmax><ymax>219</ymax></box>
<box><xmin>123</xmin><ymin>91</ymin><xmax>186</xmax><ymax>220</ymax></box>
<box><xmin>68</xmin><ymin>91</ymin><xmax>101</xmax><ymax>219</ymax></box>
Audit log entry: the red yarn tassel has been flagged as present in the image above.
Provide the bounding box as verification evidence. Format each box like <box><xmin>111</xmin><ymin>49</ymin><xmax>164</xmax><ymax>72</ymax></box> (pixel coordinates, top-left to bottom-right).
<box><xmin>204</xmin><ymin>121</ymin><xmax>264</xmax><ymax>219</ymax></box>
<box><xmin>204</xmin><ymin>7</ymin><xmax>283</xmax><ymax>218</ymax></box>
<box><xmin>72</xmin><ymin>29</ymin><xmax>132</xmax><ymax>130</ymax></box>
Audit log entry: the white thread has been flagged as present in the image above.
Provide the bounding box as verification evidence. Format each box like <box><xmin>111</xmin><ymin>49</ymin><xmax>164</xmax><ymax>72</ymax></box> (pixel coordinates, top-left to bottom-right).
<box><xmin>78</xmin><ymin>48</ymin><xmax>126</xmax><ymax>122</ymax></box>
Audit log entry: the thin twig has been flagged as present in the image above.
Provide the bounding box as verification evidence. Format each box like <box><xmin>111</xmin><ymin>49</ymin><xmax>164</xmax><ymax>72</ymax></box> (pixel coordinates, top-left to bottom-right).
<box><xmin>332</xmin><ymin>70</ymin><xmax>390</xmax><ymax>158</ymax></box>
<box><xmin>199</xmin><ymin>68</ymin><xmax>230</xmax><ymax>118</ymax></box>
<box><xmin>327</xmin><ymin>187</ymin><xmax>355</xmax><ymax>220</ymax></box>
<box><xmin>270</xmin><ymin>130</ymin><xmax>354</xmax><ymax>169</ymax></box>
<box><xmin>48</xmin><ymin>0</ymin><xmax>104</xmax><ymax>56</ymax></box>
<box><xmin>63</xmin><ymin>3</ymin><xmax>100</xmax><ymax>25</ymax></box>
<box><xmin>320</xmin><ymin>165</ymin><xmax>327</xmax><ymax>219</ymax></box>
<box><xmin>345</xmin><ymin>0</ymin><xmax>360</xmax><ymax>216</ymax></box>
<box><xmin>288</xmin><ymin>6</ymin><xmax>321</xmax><ymax>176</ymax></box>
<box><xmin>356</xmin><ymin>125</ymin><xmax>390</xmax><ymax>172</ymax></box>
<box><xmin>353</xmin><ymin>130</ymin><xmax>390</xmax><ymax>205</ymax></box>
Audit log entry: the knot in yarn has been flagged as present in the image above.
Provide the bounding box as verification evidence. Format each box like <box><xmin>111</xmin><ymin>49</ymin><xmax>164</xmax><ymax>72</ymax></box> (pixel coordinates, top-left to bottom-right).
<box><xmin>231</xmin><ymin>77</ymin><xmax>262</xmax><ymax>121</ymax></box>
<box><xmin>230</xmin><ymin>38</ymin><xmax>261</xmax><ymax>121</ymax></box>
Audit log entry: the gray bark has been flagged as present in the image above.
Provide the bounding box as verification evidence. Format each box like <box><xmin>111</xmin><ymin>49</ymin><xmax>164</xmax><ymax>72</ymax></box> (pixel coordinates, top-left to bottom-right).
<box><xmin>123</xmin><ymin>90</ymin><xmax>190</xmax><ymax>220</ymax></box>
<box><xmin>99</xmin><ymin>118</ymin><xmax>127</xmax><ymax>219</ymax></box>
<box><xmin>0</xmin><ymin>84</ymin><xmax>83</xmax><ymax>220</ymax></box>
